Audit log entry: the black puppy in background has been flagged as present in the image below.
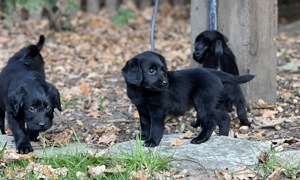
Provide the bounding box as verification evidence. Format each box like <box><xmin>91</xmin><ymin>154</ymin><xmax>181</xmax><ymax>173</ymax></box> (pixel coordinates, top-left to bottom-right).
<box><xmin>193</xmin><ymin>30</ymin><xmax>251</xmax><ymax>127</ymax></box>
<box><xmin>0</xmin><ymin>36</ymin><xmax>61</xmax><ymax>154</ymax></box>
<box><xmin>122</xmin><ymin>51</ymin><xmax>254</xmax><ymax>147</ymax></box>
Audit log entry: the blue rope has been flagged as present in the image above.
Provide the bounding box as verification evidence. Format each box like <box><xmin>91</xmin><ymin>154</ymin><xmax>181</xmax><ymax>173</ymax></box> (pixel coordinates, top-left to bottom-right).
<box><xmin>209</xmin><ymin>0</ymin><xmax>217</xmax><ymax>30</ymax></box>
<box><xmin>151</xmin><ymin>0</ymin><xmax>159</xmax><ymax>52</ymax></box>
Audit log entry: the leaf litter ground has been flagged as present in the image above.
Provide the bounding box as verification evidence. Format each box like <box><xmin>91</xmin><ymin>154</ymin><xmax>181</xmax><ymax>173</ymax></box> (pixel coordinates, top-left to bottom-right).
<box><xmin>0</xmin><ymin>2</ymin><xmax>299</xmax><ymax>159</ymax></box>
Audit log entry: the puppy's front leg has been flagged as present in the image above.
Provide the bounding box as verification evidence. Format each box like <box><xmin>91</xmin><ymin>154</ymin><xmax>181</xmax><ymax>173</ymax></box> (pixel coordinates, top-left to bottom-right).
<box><xmin>144</xmin><ymin>107</ymin><xmax>165</xmax><ymax>147</ymax></box>
<box><xmin>137</xmin><ymin>107</ymin><xmax>151</xmax><ymax>140</ymax></box>
<box><xmin>0</xmin><ymin>110</ymin><xmax>5</xmax><ymax>134</ymax></box>
<box><xmin>7</xmin><ymin>113</ymin><xmax>33</xmax><ymax>154</ymax></box>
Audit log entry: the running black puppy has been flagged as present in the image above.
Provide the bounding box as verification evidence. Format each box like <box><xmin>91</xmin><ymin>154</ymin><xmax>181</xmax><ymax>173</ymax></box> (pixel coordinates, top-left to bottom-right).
<box><xmin>122</xmin><ymin>51</ymin><xmax>254</xmax><ymax>147</ymax></box>
<box><xmin>0</xmin><ymin>36</ymin><xmax>61</xmax><ymax>154</ymax></box>
<box><xmin>193</xmin><ymin>30</ymin><xmax>251</xmax><ymax>126</ymax></box>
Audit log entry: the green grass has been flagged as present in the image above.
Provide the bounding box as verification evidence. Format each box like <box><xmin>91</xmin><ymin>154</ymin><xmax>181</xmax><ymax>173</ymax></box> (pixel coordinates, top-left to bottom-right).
<box><xmin>0</xmin><ymin>135</ymin><xmax>174</xmax><ymax>179</ymax></box>
<box><xmin>259</xmin><ymin>150</ymin><xmax>300</xmax><ymax>179</ymax></box>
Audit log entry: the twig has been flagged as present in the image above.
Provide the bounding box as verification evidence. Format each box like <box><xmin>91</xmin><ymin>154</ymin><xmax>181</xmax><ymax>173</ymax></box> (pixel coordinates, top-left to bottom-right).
<box><xmin>102</xmin><ymin>119</ymin><xmax>137</xmax><ymax>123</ymax></box>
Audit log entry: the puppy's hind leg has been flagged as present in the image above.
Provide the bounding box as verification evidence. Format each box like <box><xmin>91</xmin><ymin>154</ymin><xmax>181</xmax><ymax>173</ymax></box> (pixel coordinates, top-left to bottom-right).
<box><xmin>191</xmin><ymin>105</ymin><xmax>217</xmax><ymax>144</ymax></box>
<box><xmin>215</xmin><ymin>108</ymin><xmax>230</xmax><ymax>136</ymax></box>
<box><xmin>191</xmin><ymin>114</ymin><xmax>217</xmax><ymax>144</ymax></box>
<box><xmin>234</xmin><ymin>87</ymin><xmax>251</xmax><ymax>127</ymax></box>
<box><xmin>235</xmin><ymin>99</ymin><xmax>251</xmax><ymax>127</ymax></box>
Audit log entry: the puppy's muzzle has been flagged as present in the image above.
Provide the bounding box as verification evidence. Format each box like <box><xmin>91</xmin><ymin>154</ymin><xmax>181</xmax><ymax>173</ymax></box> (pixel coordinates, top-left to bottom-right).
<box><xmin>193</xmin><ymin>51</ymin><xmax>202</xmax><ymax>59</ymax></box>
<box><xmin>162</xmin><ymin>80</ymin><xmax>168</xmax><ymax>86</ymax></box>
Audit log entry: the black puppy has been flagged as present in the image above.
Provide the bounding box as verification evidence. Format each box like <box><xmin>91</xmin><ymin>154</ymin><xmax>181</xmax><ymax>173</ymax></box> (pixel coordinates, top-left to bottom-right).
<box><xmin>0</xmin><ymin>36</ymin><xmax>61</xmax><ymax>154</ymax></box>
<box><xmin>193</xmin><ymin>30</ymin><xmax>251</xmax><ymax>126</ymax></box>
<box><xmin>122</xmin><ymin>51</ymin><xmax>254</xmax><ymax>147</ymax></box>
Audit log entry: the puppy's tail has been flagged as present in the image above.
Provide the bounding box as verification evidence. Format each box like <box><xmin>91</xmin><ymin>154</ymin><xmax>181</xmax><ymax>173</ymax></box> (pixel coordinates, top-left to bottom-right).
<box><xmin>36</xmin><ymin>35</ymin><xmax>45</xmax><ymax>51</ymax></box>
<box><xmin>209</xmin><ymin>69</ymin><xmax>254</xmax><ymax>84</ymax></box>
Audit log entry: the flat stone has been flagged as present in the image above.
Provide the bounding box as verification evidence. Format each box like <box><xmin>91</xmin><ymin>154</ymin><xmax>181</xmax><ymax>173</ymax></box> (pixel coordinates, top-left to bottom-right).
<box><xmin>109</xmin><ymin>134</ymin><xmax>271</xmax><ymax>176</ymax></box>
<box><xmin>274</xmin><ymin>150</ymin><xmax>300</xmax><ymax>169</ymax></box>
<box><xmin>0</xmin><ymin>135</ymin><xmax>95</xmax><ymax>157</ymax></box>
<box><xmin>1</xmin><ymin>134</ymin><xmax>272</xmax><ymax>178</ymax></box>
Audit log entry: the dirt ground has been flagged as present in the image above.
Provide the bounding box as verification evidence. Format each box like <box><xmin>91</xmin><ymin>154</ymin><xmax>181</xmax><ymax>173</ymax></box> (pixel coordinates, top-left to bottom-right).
<box><xmin>0</xmin><ymin>3</ymin><xmax>299</xmax><ymax>151</ymax></box>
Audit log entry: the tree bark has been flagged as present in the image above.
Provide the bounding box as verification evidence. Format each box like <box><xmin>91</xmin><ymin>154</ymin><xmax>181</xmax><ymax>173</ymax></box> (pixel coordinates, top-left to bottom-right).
<box><xmin>86</xmin><ymin>0</ymin><xmax>100</xmax><ymax>14</ymax></box>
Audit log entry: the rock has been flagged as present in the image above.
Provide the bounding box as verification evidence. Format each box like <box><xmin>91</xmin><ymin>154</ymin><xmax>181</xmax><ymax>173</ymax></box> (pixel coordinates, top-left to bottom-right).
<box><xmin>109</xmin><ymin>134</ymin><xmax>271</xmax><ymax>176</ymax></box>
<box><xmin>0</xmin><ymin>134</ymin><xmax>95</xmax><ymax>157</ymax></box>
<box><xmin>274</xmin><ymin>150</ymin><xmax>300</xmax><ymax>169</ymax></box>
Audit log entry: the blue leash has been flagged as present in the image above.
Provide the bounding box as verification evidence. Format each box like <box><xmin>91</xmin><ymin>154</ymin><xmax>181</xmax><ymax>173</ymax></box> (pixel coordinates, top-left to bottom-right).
<box><xmin>209</xmin><ymin>0</ymin><xmax>217</xmax><ymax>30</ymax></box>
<box><xmin>151</xmin><ymin>0</ymin><xmax>159</xmax><ymax>52</ymax></box>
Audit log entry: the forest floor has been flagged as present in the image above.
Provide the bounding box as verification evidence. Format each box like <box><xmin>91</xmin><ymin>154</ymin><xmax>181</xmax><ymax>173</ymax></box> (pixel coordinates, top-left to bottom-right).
<box><xmin>0</xmin><ymin>3</ymin><xmax>299</xmax><ymax>152</ymax></box>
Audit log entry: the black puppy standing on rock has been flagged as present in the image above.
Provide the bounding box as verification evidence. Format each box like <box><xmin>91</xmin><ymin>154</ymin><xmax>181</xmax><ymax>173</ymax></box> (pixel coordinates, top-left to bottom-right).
<box><xmin>122</xmin><ymin>51</ymin><xmax>254</xmax><ymax>147</ymax></box>
<box><xmin>0</xmin><ymin>36</ymin><xmax>61</xmax><ymax>154</ymax></box>
<box><xmin>193</xmin><ymin>30</ymin><xmax>251</xmax><ymax>127</ymax></box>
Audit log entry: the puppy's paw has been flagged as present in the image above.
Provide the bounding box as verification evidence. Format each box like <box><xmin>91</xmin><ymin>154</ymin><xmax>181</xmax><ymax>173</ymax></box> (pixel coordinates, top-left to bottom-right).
<box><xmin>141</xmin><ymin>133</ymin><xmax>150</xmax><ymax>140</ymax></box>
<box><xmin>191</xmin><ymin>121</ymin><xmax>200</xmax><ymax>128</ymax></box>
<box><xmin>17</xmin><ymin>142</ymin><xmax>33</xmax><ymax>154</ymax></box>
<box><xmin>241</xmin><ymin>121</ymin><xmax>251</xmax><ymax>127</ymax></box>
<box><xmin>190</xmin><ymin>137</ymin><xmax>207</xmax><ymax>144</ymax></box>
<box><xmin>239</xmin><ymin>119</ymin><xmax>251</xmax><ymax>127</ymax></box>
<box><xmin>143</xmin><ymin>139</ymin><xmax>159</xmax><ymax>147</ymax></box>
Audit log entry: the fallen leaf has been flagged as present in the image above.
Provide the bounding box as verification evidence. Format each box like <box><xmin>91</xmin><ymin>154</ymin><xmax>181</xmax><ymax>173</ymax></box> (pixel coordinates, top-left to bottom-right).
<box><xmin>214</xmin><ymin>170</ymin><xmax>231</xmax><ymax>180</ymax></box>
<box><xmin>284</xmin><ymin>137</ymin><xmax>300</xmax><ymax>145</ymax></box>
<box><xmin>80</xmin><ymin>82</ymin><xmax>91</xmax><ymax>96</ymax></box>
<box><xmin>133</xmin><ymin>110</ymin><xmax>140</xmax><ymax>119</ymax></box>
<box><xmin>170</xmin><ymin>139</ymin><xmax>184</xmax><ymax>146</ymax></box>
<box><xmin>76</xmin><ymin>171</ymin><xmax>86</xmax><ymax>180</ymax></box>
<box><xmin>105</xmin><ymin>164</ymin><xmax>126</xmax><ymax>173</ymax></box>
<box><xmin>266</xmin><ymin>167</ymin><xmax>281</xmax><ymax>180</ymax></box>
<box><xmin>130</xmin><ymin>170</ymin><xmax>148</xmax><ymax>180</ymax></box>
<box><xmin>254</xmin><ymin>130</ymin><xmax>265</xmax><ymax>137</ymax></box>
<box><xmin>261</xmin><ymin>110</ymin><xmax>279</xmax><ymax>119</ymax></box>
<box><xmin>50</xmin><ymin>128</ymin><xmax>74</xmax><ymax>147</ymax></box>
<box><xmin>2</xmin><ymin>149</ymin><xmax>34</xmax><ymax>163</ymax></box>
<box><xmin>98</xmin><ymin>134</ymin><xmax>117</xmax><ymax>144</ymax></box>
<box><xmin>179</xmin><ymin>130</ymin><xmax>194</xmax><ymax>139</ymax></box>
<box><xmin>88</xmin><ymin>165</ymin><xmax>106</xmax><ymax>178</ymax></box>
<box><xmin>87</xmin><ymin>110</ymin><xmax>101</xmax><ymax>118</ymax></box>
<box><xmin>252</xmin><ymin>117</ymin><xmax>286</xmax><ymax>128</ymax></box>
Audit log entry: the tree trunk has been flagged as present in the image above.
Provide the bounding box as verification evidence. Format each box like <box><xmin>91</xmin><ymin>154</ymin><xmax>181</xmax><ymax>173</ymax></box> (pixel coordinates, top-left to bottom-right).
<box><xmin>139</xmin><ymin>0</ymin><xmax>152</xmax><ymax>9</ymax></box>
<box><xmin>105</xmin><ymin>0</ymin><xmax>118</xmax><ymax>13</ymax></box>
<box><xmin>86</xmin><ymin>0</ymin><xmax>100</xmax><ymax>14</ymax></box>
<box><xmin>191</xmin><ymin>0</ymin><xmax>278</xmax><ymax>103</ymax></box>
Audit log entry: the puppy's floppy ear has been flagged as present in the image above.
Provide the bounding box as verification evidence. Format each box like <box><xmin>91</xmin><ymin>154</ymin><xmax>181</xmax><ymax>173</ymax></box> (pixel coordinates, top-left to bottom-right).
<box><xmin>8</xmin><ymin>86</ymin><xmax>26</xmax><ymax>116</ymax></box>
<box><xmin>122</xmin><ymin>58</ymin><xmax>143</xmax><ymax>86</ymax></box>
<box><xmin>36</xmin><ymin>35</ymin><xmax>45</xmax><ymax>51</ymax></box>
<box><xmin>154</xmin><ymin>52</ymin><xmax>168</xmax><ymax>71</ymax></box>
<box><xmin>220</xmin><ymin>33</ymin><xmax>228</xmax><ymax>43</ymax></box>
<box><xmin>214</xmin><ymin>40</ymin><xmax>224</xmax><ymax>58</ymax></box>
<box><xmin>47</xmin><ymin>83</ymin><xmax>62</xmax><ymax>111</ymax></box>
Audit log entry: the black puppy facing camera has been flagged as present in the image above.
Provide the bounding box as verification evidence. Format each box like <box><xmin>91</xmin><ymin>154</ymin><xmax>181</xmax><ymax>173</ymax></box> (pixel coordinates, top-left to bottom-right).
<box><xmin>0</xmin><ymin>36</ymin><xmax>61</xmax><ymax>154</ymax></box>
<box><xmin>122</xmin><ymin>51</ymin><xmax>254</xmax><ymax>147</ymax></box>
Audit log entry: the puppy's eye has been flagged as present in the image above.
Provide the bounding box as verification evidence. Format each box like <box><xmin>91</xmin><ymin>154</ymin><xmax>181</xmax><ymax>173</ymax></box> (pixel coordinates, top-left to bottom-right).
<box><xmin>46</xmin><ymin>106</ymin><xmax>51</xmax><ymax>111</ymax></box>
<box><xmin>149</xmin><ymin>69</ymin><xmax>156</xmax><ymax>74</ymax></box>
<box><xmin>29</xmin><ymin>107</ymin><xmax>36</xmax><ymax>112</ymax></box>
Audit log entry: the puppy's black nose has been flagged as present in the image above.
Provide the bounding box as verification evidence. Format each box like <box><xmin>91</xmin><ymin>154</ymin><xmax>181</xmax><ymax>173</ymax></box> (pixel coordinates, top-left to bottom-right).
<box><xmin>39</xmin><ymin>122</ymin><xmax>46</xmax><ymax>128</ymax></box>
<box><xmin>194</xmin><ymin>51</ymin><xmax>201</xmax><ymax>57</ymax></box>
<box><xmin>162</xmin><ymin>80</ymin><xmax>168</xmax><ymax>86</ymax></box>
